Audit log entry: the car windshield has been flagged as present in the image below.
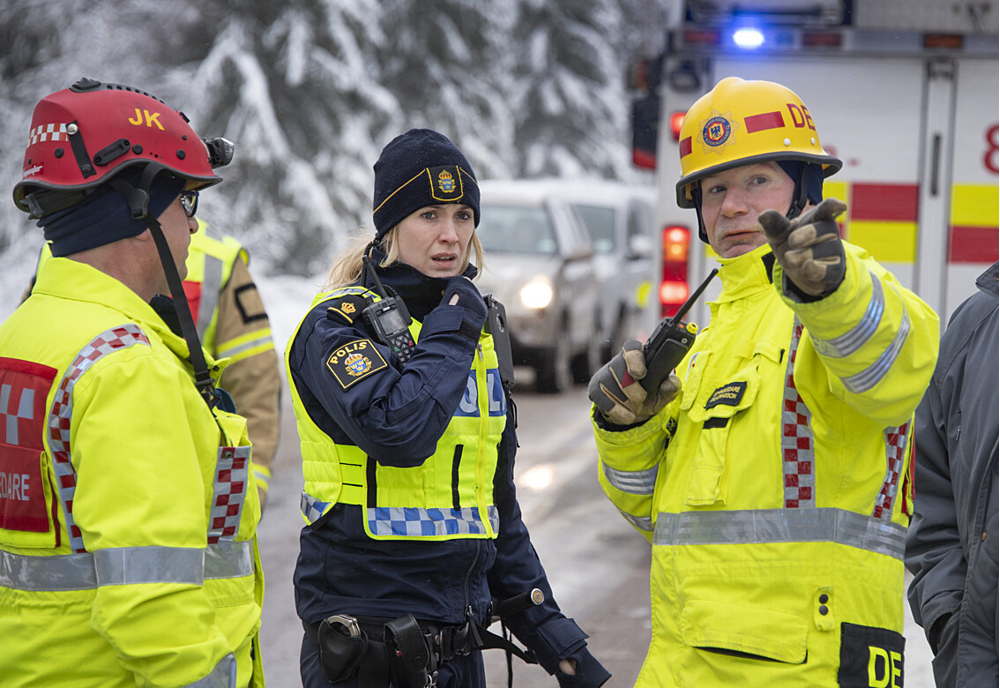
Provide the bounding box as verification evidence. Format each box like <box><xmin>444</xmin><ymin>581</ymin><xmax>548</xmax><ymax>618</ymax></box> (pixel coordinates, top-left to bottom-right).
<box><xmin>478</xmin><ymin>205</ymin><xmax>558</xmax><ymax>256</ymax></box>
<box><xmin>571</xmin><ymin>204</ymin><xmax>616</xmax><ymax>254</ymax></box>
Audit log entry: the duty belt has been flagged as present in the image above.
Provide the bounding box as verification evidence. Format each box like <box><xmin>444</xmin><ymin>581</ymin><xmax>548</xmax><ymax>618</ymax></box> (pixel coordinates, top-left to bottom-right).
<box><xmin>304</xmin><ymin>610</ymin><xmax>537</xmax><ymax>688</ymax></box>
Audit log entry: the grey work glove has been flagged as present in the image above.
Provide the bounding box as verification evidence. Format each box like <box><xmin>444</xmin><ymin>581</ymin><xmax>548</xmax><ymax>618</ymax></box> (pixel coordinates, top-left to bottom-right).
<box><xmin>759</xmin><ymin>197</ymin><xmax>848</xmax><ymax>298</ymax></box>
<box><xmin>588</xmin><ymin>340</ymin><xmax>681</xmax><ymax>426</ymax></box>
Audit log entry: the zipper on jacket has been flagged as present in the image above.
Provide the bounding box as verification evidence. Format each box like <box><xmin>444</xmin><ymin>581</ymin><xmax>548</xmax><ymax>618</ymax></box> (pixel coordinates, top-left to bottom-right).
<box><xmin>462</xmin><ymin>539</ymin><xmax>482</xmax><ymax>613</ymax></box>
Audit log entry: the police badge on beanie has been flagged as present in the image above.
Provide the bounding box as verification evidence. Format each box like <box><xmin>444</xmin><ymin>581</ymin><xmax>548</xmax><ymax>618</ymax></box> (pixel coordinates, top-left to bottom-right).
<box><xmin>372</xmin><ymin>128</ymin><xmax>480</xmax><ymax>239</ymax></box>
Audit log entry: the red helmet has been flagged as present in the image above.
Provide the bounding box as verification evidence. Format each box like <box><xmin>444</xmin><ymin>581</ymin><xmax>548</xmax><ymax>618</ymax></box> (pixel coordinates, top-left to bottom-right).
<box><xmin>13</xmin><ymin>78</ymin><xmax>232</xmax><ymax>218</ymax></box>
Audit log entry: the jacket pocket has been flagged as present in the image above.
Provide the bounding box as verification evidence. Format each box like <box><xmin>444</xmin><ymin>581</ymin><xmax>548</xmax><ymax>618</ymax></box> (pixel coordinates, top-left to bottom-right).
<box><xmin>682</xmin><ymin>360</ymin><xmax>761</xmax><ymax>506</ymax></box>
<box><xmin>681</xmin><ymin>598</ymin><xmax>808</xmax><ymax>664</ymax></box>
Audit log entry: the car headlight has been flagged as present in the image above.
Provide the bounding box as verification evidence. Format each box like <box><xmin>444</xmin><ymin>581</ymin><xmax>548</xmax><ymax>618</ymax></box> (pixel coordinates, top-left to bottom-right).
<box><xmin>520</xmin><ymin>277</ymin><xmax>553</xmax><ymax>309</ymax></box>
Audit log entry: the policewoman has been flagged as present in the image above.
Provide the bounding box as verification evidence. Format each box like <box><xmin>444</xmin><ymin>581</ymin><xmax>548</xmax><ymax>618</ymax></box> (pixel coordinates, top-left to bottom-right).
<box><xmin>0</xmin><ymin>80</ymin><xmax>263</xmax><ymax>686</ymax></box>
<box><xmin>286</xmin><ymin>129</ymin><xmax>610</xmax><ymax>688</ymax></box>
<box><xmin>589</xmin><ymin>78</ymin><xmax>940</xmax><ymax>686</ymax></box>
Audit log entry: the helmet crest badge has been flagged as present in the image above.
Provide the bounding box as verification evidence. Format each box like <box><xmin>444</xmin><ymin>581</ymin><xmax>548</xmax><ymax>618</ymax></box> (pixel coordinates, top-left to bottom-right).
<box><xmin>700</xmin><ymin>110</ymin><xmax>739</xmax><ymax>154</ymax></box>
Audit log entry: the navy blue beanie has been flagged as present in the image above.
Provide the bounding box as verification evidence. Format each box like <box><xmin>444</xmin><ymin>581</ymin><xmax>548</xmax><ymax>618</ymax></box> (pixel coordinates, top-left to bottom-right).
<box><xmin>372</xmin><ymin>129</ymin><xmax>480</xmax><ymax>239</ymax></box>
<box><xmin>38</xmin><ymin>168</ymin><xmax>186</xmax><ymax>257</ymax></box>
<box><xmin>777</xmin><ymin>161</ymin><xmax>825</xmax><ymax>207</ymax></box>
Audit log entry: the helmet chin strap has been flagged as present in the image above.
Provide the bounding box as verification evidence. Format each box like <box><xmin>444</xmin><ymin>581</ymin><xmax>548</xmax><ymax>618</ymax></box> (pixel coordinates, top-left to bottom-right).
<box><xmin>108</xmin><ymin>171</ymin><xmax>217</xmax><ymax>407</ymax></box>
<box><xmin>786</xmin><ymin>164</ymin><xmax>811</xmax><ymax>221</ymax></box>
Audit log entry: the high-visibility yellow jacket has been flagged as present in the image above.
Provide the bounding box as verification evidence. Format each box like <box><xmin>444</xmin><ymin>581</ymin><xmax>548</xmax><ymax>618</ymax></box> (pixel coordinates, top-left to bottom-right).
<box><xmin>593</xmin><ymin>243</ymin><xmax>939</xmax><ymax>687</ymax></box>
<box><xmin>183</xmin><ymin>223</ymin><xmax>280</xmax><ymax>502</ymax></box>
<box><xmin>0</xmin><ymin>257</ymin><xmax>264</xmax><ymax>687</ymax></box>
<box><xmin>290</xmin><ymin>287</ymin><xmax>505</xmax><ymax>539</ymax></box>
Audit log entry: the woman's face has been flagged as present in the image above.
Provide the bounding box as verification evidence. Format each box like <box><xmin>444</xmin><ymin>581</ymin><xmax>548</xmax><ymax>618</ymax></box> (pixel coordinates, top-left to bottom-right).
<box><xmin>394</xmin><ymin>203</ymin><xmax>475</xmax><ymax>277</ymax></box>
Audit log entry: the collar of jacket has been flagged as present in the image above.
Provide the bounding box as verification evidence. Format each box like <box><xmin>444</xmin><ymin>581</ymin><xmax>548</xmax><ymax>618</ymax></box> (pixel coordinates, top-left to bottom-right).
<box><xmin>976</xmin><ymin>261</ymin><xmax>998</xmax><ymax>300</ymax></box>
<box><xmin>713</xmin><ymin>243</ymin><xmax>776</xmax><ymax>304</ymax></box>
<box><xmin>32</xmin><ymin>256</ymin><xmax>214</xmax><ymax>370</ymax></box>
<box><xmin>365</xmin><ymin>246</ymin><xmax>479</xmax><ymax>322</ymax></box>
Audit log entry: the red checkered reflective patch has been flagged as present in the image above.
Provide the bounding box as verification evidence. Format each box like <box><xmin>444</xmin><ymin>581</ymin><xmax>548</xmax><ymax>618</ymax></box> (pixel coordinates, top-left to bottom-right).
<box><xmin>0</xmin><ymin>357</ymin><xmax>57</xmax><ymax>533</ymax></box>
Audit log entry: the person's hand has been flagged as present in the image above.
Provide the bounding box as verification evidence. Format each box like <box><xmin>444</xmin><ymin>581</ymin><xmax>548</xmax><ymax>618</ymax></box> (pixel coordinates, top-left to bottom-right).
<box><xmin>556</xmin><ymin>649</ymin><xmax>611</xmax><ymax>687</ymax></box>
<box><xmin>758</xmin><ymin>197</ymin><xmax>848</xmax><ymax>298</ymax></box>
<box><xmin>588</xmin><ymin>340</ymin><xmax>681</xmax><ymax>426</ymax></box>
<box><xmin>257</xmin><ymin>487</ymin><xmax>268</xmax><ymax>515</ymax></box>
<box><xmin>438</xmin><ymin>275</ymin><xmax>487</xmax><ymax>323</ymax></box>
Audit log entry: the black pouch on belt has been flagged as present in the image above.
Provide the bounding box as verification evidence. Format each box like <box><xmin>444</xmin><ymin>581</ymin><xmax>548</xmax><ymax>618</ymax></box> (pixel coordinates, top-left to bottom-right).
<box><xmin>384</xmin><ymin>614</ymin><xmax>434</xmax><ymax>688</ymax></box>
<box><xmin>316</xmin><ymin>614</ymin><xmax>368</xmax><ymax>683</ymax></box>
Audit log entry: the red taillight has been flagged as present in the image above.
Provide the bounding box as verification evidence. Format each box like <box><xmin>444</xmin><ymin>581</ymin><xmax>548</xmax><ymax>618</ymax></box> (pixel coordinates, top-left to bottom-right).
<box><xmin>684</xmin><ymin>29</ymin><xmax>720</xmax><ymax>45</ymax></box>
<box><xmin>669</xmin><ymin>112</ymin><xmax>685</xmax><ymax>142</ymax></box>
<box><xmin>660</xmin><ymin>225</ymin><xmax>690</xmax><ymax>317</ymax></box>
<box><xmin>633</xmin><ymin>148</ymin><xmax>657</xmax><ymax>170</ymax></box>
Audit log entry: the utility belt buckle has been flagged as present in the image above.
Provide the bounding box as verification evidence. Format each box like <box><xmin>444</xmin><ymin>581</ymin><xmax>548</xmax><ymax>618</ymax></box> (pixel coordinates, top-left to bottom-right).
<box><xmin>316</xmin><ymin>613</ymin><xmax>368</xmax><ymax>683</ymax></box>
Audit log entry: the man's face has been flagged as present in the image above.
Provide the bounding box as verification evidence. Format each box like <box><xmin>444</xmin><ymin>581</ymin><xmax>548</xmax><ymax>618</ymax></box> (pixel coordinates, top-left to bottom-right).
<box><xmin>152</xmin><ymin>193</ymin><xmax>197</xmax><ymax>292</ymax></box>
<box><xmin>699</xmin><ymin>162</ymin><xmax>795</xmax><ymax>259</ymax></box>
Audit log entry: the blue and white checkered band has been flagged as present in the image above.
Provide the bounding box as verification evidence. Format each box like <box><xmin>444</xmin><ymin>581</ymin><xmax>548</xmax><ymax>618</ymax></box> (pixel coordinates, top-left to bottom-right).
<box><xmin>301</xmin><ymin>491</ymin><xmax>331</xmax><ymax>524</ymax></box>
<box><xmin>454</xmin><ymin>369</ymin><xmax>506</xmax><ymax>418</ymax></box>
<box><xmin>368</xmin><ymin>505</ymin><xmax>500</xmax><ymax>537</ymax></box>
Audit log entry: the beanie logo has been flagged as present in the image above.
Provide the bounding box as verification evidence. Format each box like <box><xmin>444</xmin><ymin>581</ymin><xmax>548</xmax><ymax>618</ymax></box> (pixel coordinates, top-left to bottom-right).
<box><xmin>427</xmin><ymin>165</ymin><xmax>464</xmax><ymax>202</ymax></box>
<box><xmin>438</xmin><ymin>169</ymin><xmax>455</xmax><ymax>193</ymax></box>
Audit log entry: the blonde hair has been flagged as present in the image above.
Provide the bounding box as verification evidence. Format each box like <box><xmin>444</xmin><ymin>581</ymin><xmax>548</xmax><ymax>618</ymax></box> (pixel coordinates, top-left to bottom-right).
<box><xmin>323</xmin><ymin>227</ymin><xmax>486</xmax><ymax>290</ymax></box>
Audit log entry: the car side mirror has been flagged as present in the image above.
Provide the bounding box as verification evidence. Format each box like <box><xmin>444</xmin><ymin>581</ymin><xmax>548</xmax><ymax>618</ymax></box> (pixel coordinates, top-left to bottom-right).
<box><xmin>568</xmin><ymin>242</ymin><xmax>594</xmax><ymax>262</ymax></box>
<box><xmin>627</xmin><ymin>234</ymin><xmax>654</xmax><ymax>259</ymax></box>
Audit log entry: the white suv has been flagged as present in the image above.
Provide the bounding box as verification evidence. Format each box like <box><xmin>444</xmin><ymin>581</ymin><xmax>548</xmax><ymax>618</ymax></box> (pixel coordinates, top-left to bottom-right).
<box><xmin>475</xmin><ymin>180</ymin><xmax>601</xmax><ymax>393</ymax></box>
<box><xmin>531</xmin><ymin>179</ymin><xmax>657</xmax><ymax>361</ymax></box>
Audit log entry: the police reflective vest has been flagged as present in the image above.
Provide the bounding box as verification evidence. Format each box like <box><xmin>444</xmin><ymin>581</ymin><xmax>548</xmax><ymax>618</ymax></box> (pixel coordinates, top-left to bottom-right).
<box><xmin>287</xmin><ymin>287</ymin><xmax>505</xmax><ymax>540</ymax></box>
<box><xmin>0</xmin><ymin>257</ymin><xmax>264</xmax><ymax>687</ymax></box>
<box><xmin>594</xmin><ymin>243</ymin><xmax>939</xmax><ymax>687</ymax></box>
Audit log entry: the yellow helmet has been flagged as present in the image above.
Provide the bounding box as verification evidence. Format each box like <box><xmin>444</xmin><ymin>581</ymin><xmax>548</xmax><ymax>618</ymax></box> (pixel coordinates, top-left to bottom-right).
<box><xmin>675</xmin><ymin>77</ymin><xmax>842</xmax><ymax>209</ymax></box>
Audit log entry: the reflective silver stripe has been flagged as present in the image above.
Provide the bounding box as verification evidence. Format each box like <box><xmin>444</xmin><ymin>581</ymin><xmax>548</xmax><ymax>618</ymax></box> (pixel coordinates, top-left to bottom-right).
<box><xmin>197</xmin><ymin>254</ymin><xmax>223</xmax><ymax>339</ymax></box>
<box><xmin>0</xmin><ymin>541</ymin><xmax>252</xmax><ymax>591</ymax></box>
<box><xmin>205</xmin><ymin>539</ymin><xmax>254</xmax><ymax>580</ymax></box>
<box><xmin>187</xmin><ymin>653</ymin><xmax>236</xmax><ymax>688</ymax></box>
<box><xmin>95</xmin><ymin>547</ymin><xmax>204</xmax><ymax>586</ymax></box>
<box><xmin>811</xmin><ymin>274</ymin><xmax>885</xmax><ymax>358</ymax></box>
<box><xmin>0</xmin><ymin>550</ymin><xmax>96</xmax><ymax>591</ymax></box>
<box><xmin>620</xmin><ymin>509</ymin><xmax>654</xmax><ymax>533</ymax></box>
<box><xmin>602</xmin><ymin>463</ymin><xmax>658</xmax><ymax>495</ymax></box>
<box><xmin>842</xmin><ymin>306</ymin><xmax>911</xmax><ymax>394</ymax></box>
<box><xmin>652</xmin><ymin>508</ymin><xmax>906</xmax><ymax>560</ymax></box>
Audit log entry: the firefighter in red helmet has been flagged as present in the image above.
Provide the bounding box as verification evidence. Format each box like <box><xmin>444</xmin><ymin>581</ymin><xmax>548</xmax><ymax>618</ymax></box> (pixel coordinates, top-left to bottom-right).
<box><xmin>0</xmin><ymin>79</ymin><xmax>264</xmax><ymax>687</ymax></box>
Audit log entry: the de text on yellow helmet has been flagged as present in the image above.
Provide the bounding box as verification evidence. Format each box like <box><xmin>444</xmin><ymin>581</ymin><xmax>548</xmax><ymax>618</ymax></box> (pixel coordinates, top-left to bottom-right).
<box><xmin>675</xmin><ymin>77</ymin><xmax>842</xmax><ymax>208</ymax></box>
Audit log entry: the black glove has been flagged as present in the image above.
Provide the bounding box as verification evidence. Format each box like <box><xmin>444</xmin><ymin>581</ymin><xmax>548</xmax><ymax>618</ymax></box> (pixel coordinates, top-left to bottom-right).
<box><xmin>588</xmin><ymin>340</ymin><xmax>681</xmax><ymax>426</ymax></box>
<box><xmin>758</xmin><ymin>197</ymin><xmax>848</xmax><ymax>299</ymax></box>
<box><xmin>440</xmin><ymin>275</ymin><xmax>487</xmax><ymax>320</ymax></box>
<box><xmin>556</xmin><ymin>648</ymin><xmax>611</xmax><ymax>688</ymax></box>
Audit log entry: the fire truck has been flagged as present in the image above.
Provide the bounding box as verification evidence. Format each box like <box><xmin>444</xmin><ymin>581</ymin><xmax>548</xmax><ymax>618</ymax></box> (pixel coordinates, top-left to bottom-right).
<box><xmin>631</xmin><ymin>0</ymin><xmax>999</xmax><ymax>330</ymax></box>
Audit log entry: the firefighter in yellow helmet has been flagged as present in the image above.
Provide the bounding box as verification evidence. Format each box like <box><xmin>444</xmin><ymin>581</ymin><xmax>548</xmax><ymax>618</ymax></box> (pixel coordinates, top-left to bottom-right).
<box><xmin>588</xmin><ymin>77</ymin><xmax>940</xmax><ymax>686</ymax></box>
<box><xmin>0</xmin><ymin>79</ymin><xmax>264</xmax><ymax>686</ymax></box>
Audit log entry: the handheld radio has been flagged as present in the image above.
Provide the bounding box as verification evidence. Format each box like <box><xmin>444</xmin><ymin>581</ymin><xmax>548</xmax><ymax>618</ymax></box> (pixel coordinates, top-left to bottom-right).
<box><xmin>361</xmin><ymin>256</ymin><xmax>416</xmax><ymax>363</ymax></box>
<box><xmin>640</xmin><ymin>268</ymin><xmax>719</xmax><ymax>392</ymax></box>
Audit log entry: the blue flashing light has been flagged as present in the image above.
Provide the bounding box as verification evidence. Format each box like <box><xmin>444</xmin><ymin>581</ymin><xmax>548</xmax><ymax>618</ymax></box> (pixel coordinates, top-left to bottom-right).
<box><xmin>732</xmin><ymin>27</ymin><xmax>765</xmax><ymax>49</ymax></box>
